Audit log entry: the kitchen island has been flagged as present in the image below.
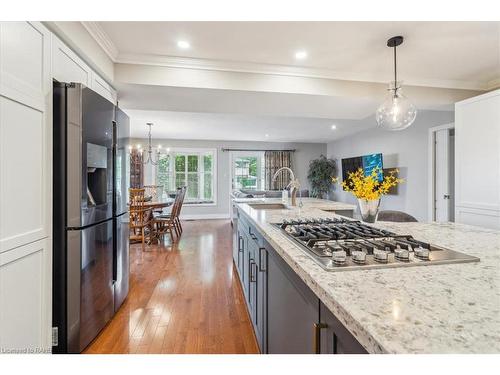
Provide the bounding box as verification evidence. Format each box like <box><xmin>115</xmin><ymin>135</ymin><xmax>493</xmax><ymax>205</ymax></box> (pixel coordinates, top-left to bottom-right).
<box><xmin>233</xmin><ymin>198</ymin><xmax>500</xmax><ymax>354</ymax></box>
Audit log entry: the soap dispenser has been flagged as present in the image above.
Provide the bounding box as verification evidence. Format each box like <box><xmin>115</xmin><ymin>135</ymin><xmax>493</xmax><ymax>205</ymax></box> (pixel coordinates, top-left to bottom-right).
<box><xmin>281</xmin><ymin>189</ymin><xmax>288</xmax><ymax>205</ymax></box>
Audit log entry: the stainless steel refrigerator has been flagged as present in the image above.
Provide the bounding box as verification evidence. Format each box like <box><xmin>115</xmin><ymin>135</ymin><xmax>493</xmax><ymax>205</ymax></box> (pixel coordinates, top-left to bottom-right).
<box><xmin>52</xmin><ymin>82</ymin><xmax>130</xmax><ymax>353</ymax></box>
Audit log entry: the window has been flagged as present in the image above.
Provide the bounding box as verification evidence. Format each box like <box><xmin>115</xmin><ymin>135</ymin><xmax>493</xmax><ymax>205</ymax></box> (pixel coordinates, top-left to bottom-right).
<box><xmin>155</xmin><ymin>148</ymin><xmax>216</xmax><ymax>204</ymax></box>
<box><xmin>232</xmin><ymin>152</ymin><xmax>264</xmax><ymax>190</ymax></box>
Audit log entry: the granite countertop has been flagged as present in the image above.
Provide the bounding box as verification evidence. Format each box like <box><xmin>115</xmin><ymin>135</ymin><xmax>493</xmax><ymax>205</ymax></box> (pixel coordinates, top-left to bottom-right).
<box><xmin>236</xmin><ymin>199</ymin><xmax>500</xmax><ymax>354</ymax></box>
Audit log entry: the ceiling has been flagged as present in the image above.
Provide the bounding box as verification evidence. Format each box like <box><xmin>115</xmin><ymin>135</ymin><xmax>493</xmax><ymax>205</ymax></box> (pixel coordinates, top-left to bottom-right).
<box><xmin>92</xmin><ymin>21</ymin><xmax>498</xmax><ymax>143</ymax></box>
<box><xmin>101</xmin><ymin>21</ymin><xmax>500</xmax><ymax>89</ymax></box>
<box><xmin>115</xmin><ymin>84</ymin><xmax>380</xmax><ymax>119</ymax></box>
<box><xmin>126</xmin><ymin>110</ymin><xmax>370</xmax><ymax>143</ymax></box>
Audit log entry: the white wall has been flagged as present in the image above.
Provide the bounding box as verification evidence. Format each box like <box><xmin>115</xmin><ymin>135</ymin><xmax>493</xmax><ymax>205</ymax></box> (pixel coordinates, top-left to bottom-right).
<box><xmin>327</xmin><ymin>111</ymin><xmax>454</xmax><ymax>222</ymax></box>
<box><xmin>131</xmin><ymin>138</ymin><xmax>326</xmax><ymax>218</ymax></box>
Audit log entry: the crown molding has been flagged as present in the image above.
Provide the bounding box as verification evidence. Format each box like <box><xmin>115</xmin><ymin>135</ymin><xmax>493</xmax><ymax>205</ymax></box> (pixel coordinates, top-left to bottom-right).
<box><xmin>78</xmin><ymin>24</ymin><xmax>490</xmax><ymax>92</ymax></box>
<box><xmin>81</xmin><ymin>21</ymin><xmax>119</xmax><ymax>61</ymax></box>
<box><xmin>114</xmin><ymin>52</ymin><xmax>488</xmax><ymax>91</ymax></box>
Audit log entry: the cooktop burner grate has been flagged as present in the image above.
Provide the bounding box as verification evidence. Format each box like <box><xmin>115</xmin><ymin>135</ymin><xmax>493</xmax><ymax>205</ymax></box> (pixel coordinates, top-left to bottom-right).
<box><xmin>273</xmin><ymin>218</ymin><xmax>479</xmax><ymax>271</ymax></box>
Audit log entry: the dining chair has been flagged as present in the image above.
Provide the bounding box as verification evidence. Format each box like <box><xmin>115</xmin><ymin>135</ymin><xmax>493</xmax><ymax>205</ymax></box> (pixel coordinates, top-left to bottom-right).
<box><xmin>129</xmin><ymin>188</ymin><xmax>153</xmax><ymax>250</ymax></box>
<box><xmin>153</xmin><ymin>187</ymin><xmax>181</xmax><ymax>242</ymax></box>
<box><xmin>153</xmin><ymin>186</ymin><xmax>186</xmax><ymax>243</ymax></box>
<box><xmin>175</xmin><ymin>186</ymin><xmax>187</xmax><ymax>235</ymax></box>
<box><xmin>377</xmin><ymin>210</ymin><xmax>418</xmax><ymax>222</ymax></box>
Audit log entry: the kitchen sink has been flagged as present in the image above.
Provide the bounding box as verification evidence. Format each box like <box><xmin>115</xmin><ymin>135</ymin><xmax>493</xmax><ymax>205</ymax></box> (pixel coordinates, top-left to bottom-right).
<box><xmin>247</xmin><ymin>203</ymin><xmax>288</xmax><ymax>210</ymax></box>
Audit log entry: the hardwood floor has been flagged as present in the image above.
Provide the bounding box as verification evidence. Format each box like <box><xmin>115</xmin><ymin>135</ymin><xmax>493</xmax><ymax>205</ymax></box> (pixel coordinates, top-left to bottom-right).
<box><xmin>84</xmin><ymin>220</ymin><xmax>259</xmax><ymax>354</ymax></box>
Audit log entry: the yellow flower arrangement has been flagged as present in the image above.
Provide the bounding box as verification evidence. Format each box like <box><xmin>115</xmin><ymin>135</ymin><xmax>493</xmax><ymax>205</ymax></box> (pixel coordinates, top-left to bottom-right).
<box><xmin>334</xmin><ymin>167</ymin><xmax>403</xmax><ymax>201</ymax></box>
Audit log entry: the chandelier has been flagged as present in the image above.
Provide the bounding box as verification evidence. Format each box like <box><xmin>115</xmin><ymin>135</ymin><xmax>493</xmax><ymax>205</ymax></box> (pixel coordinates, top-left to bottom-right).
<box><xmin>376</xmin><ymin>36</ymin><xmax>417</xmax><ymax>131</ymax></box>
<box><xmin>129</xmin><ymin>122</ymin><xmax>163</xmax><ymax>166</ymax></box>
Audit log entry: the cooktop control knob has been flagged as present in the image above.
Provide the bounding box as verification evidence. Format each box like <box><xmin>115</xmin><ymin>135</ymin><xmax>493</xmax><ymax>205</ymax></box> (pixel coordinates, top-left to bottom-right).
<box><xmin>351</xmin><ymin>250</ymin><xmax>367</xmax><ymax>264</ymax></box>
<box><xmin>395</xmin><ymin>247</ymin><xmax>410</xmax><ymax>261</ymax></box>
<box><xmin>332</xmin><ymin>250</ymin><xmax>347</xmax><ymax>265</ymax></box>
<box><xmin>414</xmin><ymin>247</ymin><xmax>430</xmax><ymax>260</ymax></box>
<box><xmin>373</xmin><ymin>249</ymin><xmax>389</xmax><ymax>263</ymax></box>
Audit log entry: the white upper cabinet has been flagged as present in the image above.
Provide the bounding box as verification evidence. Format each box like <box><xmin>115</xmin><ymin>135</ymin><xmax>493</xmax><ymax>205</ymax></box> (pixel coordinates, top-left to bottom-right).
<box><xmin>455</xmin><ymin>89</ymin><xmax>500</xmax><ymax>230</ymax></box>
<box><xmin>91</xmin><ymin>71</ymin><xmax>117</xmax><ymax>104</ymax></box>
<box><xmin>52</xmin><ymin>34</ymin><xmax>116</xmax><ymax>104</ymax></box>
<box><xmin>52</xmin><ymin>34</ymin><xmax>92</xmax><ymax>86</ymax></box>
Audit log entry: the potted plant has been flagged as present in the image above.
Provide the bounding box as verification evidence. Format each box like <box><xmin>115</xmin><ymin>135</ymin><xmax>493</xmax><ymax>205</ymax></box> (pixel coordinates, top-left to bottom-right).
<box><xmin>338</xmin><ymin>167</ymin><xmax>403</xmax><ymax>223</ymax></box>
<box><xmin>307</xmin><ymin>155</ymin><xmax>337</xmax><ymax>199</ymax></box>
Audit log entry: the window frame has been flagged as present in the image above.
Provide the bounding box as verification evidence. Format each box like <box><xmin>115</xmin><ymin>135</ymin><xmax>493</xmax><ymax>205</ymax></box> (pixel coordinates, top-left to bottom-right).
<box><xmin>154</xmin><ymin>147</ymin><xmax>217</xmax><ymax>206</ymax></box>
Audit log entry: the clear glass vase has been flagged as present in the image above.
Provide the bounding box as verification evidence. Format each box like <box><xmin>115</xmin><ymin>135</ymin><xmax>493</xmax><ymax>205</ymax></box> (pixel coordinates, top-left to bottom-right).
<box><xmin>358</xmin><ymin>198</ymin><xmax>380</xmax><ymax>223</ymax></box>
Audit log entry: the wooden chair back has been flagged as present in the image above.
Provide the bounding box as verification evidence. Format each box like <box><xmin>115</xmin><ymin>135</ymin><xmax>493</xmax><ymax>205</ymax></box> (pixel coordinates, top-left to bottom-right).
<box><xmin>176</xmin><ymin>186</ymin><xmax>187</xmax><ymax>218</ymax></box>
<box><xmin>129</xmin><ymin>188</ymin><xmax>145</xmax><ymax>208</ymax></box>
<box><xmin>169</xmin><ymin>187</ymin><xmax>180</xmax><ymax>218</ymax></box>
<box><xmin>129</xmin><ymin>188</ymin><xmax>151</xmax><ymax>228</ymax></box>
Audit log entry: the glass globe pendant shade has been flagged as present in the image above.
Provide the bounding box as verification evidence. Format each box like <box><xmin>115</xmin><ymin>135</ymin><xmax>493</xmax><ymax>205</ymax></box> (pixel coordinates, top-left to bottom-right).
<box><xmin>376</xmin><ymin>83</ymin><xmax>417</xmax><ymax>131</ymax></box>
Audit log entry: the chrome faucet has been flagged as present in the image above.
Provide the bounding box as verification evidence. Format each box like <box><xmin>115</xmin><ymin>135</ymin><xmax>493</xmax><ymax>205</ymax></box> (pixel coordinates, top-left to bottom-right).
<box><xmin>272</xmin><ymin>167</ymin><xmax>301</xmax><ymax>206</ymax></box>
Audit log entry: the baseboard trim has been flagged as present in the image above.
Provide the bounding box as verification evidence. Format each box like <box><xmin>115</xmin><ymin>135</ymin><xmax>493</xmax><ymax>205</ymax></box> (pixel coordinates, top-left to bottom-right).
<box><xmin>180</xmin><ymin>214</ymin><xmax>231</xmax><ymax>220</ymax></box>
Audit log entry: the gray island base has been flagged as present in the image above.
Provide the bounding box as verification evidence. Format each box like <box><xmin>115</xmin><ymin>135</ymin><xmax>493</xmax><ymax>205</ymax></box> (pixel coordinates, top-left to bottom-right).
<box><xmin>231</xmin><ymin>198</ymin><xmax>500</xmax><ymax>354</ymax></box>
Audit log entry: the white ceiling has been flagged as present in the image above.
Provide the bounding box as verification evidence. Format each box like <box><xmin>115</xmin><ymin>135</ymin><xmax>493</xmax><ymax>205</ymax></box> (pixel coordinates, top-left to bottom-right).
<box><xmin>101</xmin><ymin>21</ymin><xmax>500</xmax><ymax>89</ymax></box>
<box><xmin>94</xmin><ymin>21</ymin><xmax>498</xmax><ymax>143</ymax></box>
<box><xmin>126</xmin><ymin>109</ymin><xmax>372</xmax><ymax>143</ymax></box>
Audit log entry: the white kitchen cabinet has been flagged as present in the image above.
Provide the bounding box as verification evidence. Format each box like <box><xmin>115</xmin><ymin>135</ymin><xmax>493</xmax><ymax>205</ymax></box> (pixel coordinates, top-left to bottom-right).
<box><xmin>52</xmin><ymin>34</ymin><xmax>92</xmax><ymax>86</ymax></box>
<box><xmin>52</xmin><ymin>34</ymin><xmax>116</xmax><ymax>104</ymax></box>
<box><xmin>0</xmin><ymin>238</ymin><xmax>51</xmax><ymax>352</ymax></box>
<box><xmin>455</xmin><ymin>89</ymin><xmax>500</xmax><ymax>229</ymax></box>
<box><xmin>0</xmin><ymin>21</ymin><xmax>52</xmax><ymax>352</ymax></box>
<box><xmin>91</xmin><ymin>72</ymin><xmax>117</xmax><ymax>104</ymax></box>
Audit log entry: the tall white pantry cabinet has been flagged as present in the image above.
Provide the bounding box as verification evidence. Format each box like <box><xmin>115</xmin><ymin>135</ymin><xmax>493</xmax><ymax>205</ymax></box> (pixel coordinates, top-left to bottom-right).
<box><xmin>0</xmin><ymin>21</ymin><xmax>53</xmax><ymax>352</ymax></box>
<box><xmin>455</xmin><ymin>89</ymin><xmax>500</xmax><ymax>230</ymax></box>
<box><xmin>0</xmin><ymin>21</ymin><xmax>117</xmax><ymax>352</ymax></box>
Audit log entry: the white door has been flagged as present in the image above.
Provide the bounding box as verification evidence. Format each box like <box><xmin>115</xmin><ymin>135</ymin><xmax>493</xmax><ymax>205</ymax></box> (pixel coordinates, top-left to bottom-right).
<box><xmin>434</xmin><ymin>128</ymin><xmax>454</xmax><ymax>222</ymax></box>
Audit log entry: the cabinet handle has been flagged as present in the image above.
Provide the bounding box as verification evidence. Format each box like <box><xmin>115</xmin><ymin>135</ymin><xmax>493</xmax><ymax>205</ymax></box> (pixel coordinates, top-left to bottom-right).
<box><xmin>313</xmin><ymin>323</ymin><xmax>328</xmax><ymax>354</ymax></box>
<box><xmin>250</xmin><ymin>260</ymin><xmax>257</xmax><ymax>282</ymax></box>
<box><xmin>250</xmin><ymin>232</ymin><xmax>258</xmax><ymax>242</ymax></box>
<box><xmin>259</xmin><ymin>247</ymin><xmax>266</xmax><ymax>272</ymax></box>
<box><xmin>238</xmin><ymin>235</ymin><xmax>243</xmax><ymax>252</ymax></box>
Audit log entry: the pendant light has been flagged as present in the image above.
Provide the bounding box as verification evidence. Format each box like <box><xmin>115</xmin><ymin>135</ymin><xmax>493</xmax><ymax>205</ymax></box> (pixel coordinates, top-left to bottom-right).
<box><xmin>376</xmin><ymin>36</ymin><xmax>417</xmax><ymax>131</ymax></box>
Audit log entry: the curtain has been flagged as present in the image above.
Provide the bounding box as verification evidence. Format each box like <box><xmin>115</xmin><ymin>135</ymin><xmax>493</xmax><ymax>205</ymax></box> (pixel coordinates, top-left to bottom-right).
<box><xmin>264</xmin><ymin>151</ymin><xmax>293</xmax><ymax>190</ymax></box>
<box><xmin>130</xmin><ymin>149</ymin><xmax>143</xmax><ymax>188</ymax></box>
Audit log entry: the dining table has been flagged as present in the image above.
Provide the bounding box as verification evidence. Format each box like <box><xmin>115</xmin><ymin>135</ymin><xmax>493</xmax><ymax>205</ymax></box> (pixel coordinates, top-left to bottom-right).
<box><xmin>141</xmin><ymin>197</ymin><xmax>175</xmax><ymax>210</ymax></box>
<box><xmin>128</xmin><ymin>197</ymin><xmax>175</xmax><ymax>245</ymax></box>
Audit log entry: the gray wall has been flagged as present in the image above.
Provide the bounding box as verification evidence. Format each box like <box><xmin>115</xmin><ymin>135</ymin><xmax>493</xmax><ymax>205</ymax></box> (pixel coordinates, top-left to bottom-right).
<box><xmin>327</xmin><ymin>111</ymin><xmax>454</xmax><ymax>222</ymax></box>
<box><xmin>131</xmin><ymin>138</ymin><xmax>326</xmax><ymax>218</ymax></box>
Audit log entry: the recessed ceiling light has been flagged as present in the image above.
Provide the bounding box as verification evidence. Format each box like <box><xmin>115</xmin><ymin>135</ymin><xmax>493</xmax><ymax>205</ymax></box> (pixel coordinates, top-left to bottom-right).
<box><xmin>265</xmin><ymin>134</ymin><xmax>269</xmax><ymax>138</ymax></box>
<box><xmin>331</xmin><ymin>125</ymin><xmax>337</xmax><ymax>130</ymax></box>
<box><xmin>295</xmin><ymin>50</ymin><xmax>308</xmax><ymax>60</ymax></box>
<box><xmin>177</xmin><ymin>40</ymin><xmax>191</xmax><ymax>49</ymax></box>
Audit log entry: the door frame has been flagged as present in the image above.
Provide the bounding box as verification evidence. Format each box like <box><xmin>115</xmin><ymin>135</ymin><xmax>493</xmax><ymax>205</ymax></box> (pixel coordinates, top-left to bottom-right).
<box><xmin>228</xmin><ymin>151</ymin><xmax>265</xmax><ymax>218</ymax></box>
<box><xmin>428</xmin><ymin>123</ymin><xmax>455</xmax><ymax>222</ymax></box>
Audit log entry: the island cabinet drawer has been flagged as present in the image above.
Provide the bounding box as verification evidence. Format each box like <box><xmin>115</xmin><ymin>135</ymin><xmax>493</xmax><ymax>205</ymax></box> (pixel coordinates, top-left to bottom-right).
<box><xmin>238</xmin><ymin>213</ymin><xmax>265</xmax><ymax>247</ymax></box>
<box><xmin>319</xmin><ymin>302</ymin><xmax>367</xmax><ymax>354</ymax></box>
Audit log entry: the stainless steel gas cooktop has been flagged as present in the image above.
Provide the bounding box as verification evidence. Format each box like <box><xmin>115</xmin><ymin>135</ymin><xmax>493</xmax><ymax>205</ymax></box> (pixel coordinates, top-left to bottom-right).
<box><xmin>274</xmin><ymin>218</ymin><xmax>479</xmax><ymax>271</ymax></box>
